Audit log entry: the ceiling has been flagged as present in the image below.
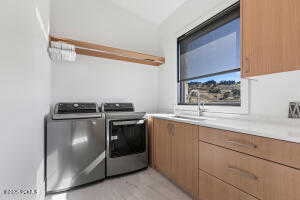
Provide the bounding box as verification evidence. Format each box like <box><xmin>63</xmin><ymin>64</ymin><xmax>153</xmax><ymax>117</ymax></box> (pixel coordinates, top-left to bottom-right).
<box><xmin>109</xmin><ymin>0</ymin><xmax>188</xmax><ymax>25</ymax></box>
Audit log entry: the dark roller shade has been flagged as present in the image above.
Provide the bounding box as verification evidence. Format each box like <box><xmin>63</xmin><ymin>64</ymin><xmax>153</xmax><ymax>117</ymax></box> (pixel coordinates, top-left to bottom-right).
<box><xmin>178</xmin><ymin>4</ymin><xmax>240</xmax><ymax>82</ymax></box>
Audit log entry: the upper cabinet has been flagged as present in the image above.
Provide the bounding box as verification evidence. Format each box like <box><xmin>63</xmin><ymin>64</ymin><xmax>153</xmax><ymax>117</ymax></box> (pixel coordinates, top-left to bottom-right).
<box><xmin>241</xmin><ymin>0</ymin><xmax>300</xmax><ymax>77</ymax></box>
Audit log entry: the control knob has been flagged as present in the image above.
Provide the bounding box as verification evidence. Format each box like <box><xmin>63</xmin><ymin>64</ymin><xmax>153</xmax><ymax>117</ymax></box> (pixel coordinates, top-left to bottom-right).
<box><xmin>73</xmin><ymin>103</ymin><xmax>79</xmax><ymax>108</ymax></box>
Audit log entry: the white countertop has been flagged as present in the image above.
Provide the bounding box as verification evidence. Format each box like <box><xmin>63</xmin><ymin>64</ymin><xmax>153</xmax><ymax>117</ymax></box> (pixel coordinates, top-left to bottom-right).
<box><xmin>148</xmin><ymin>113</ymin><xmax>300</xmax><ymax>144</ymax></box>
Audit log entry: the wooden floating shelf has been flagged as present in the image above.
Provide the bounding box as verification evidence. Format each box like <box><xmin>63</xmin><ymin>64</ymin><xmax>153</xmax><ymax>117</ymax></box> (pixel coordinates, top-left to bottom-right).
<box><xmin>49</xmin><ymin>36</ymin><xmax>165</xmax><ymax>66</ymax></box>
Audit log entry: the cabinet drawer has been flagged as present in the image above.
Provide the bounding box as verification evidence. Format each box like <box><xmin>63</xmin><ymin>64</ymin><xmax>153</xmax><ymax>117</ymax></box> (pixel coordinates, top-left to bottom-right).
<box><xmin>198</xmin><ymin>126</ymin><xmax>300</xmax><ymax>169</ymax></box>
<box><xmin>199</xmin><ymin>141</ymin><xmax>300</xmax><ymax>200</ymax></box>
<box><xmin>198</xmin><ymin>169</ymin><xmax>257</xmax><ymax>200</ymax></box>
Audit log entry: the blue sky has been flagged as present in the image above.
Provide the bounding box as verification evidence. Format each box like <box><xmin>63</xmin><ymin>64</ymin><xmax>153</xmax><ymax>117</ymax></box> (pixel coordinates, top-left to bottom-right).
<box><xmin>189</xmin><ymin>71</ymin><xmax>240</xmax><ymax>83</ymax></box>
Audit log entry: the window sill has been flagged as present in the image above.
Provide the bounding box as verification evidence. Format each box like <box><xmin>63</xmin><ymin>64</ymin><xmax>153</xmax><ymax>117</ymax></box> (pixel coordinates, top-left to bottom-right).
<box><xmin>177</xmin><ymin>103</ymin><xmax>241</xmax><ymax>107</ymax></box>
<box><xmin>175</xmin><ymin>104</ymin><xmax>248</xmax><ymax>115</ymax></box>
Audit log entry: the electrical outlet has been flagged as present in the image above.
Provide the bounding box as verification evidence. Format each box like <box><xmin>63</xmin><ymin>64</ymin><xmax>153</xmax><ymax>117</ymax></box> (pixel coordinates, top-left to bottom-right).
<box><xmin>289</xmin><ymin>102</ymin><xmax>300</xmax><ymax>118</ymax></box>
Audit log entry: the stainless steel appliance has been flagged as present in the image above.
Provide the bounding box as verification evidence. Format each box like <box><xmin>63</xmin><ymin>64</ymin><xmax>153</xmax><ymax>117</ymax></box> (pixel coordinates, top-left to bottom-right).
<box><xmin>103</xmin><ymin>103</ymin><xmax>148</xmax><ymax>177</ymax></box>
<box><xmin>46</xmin><ymin>103</ymin><xmax>106</xmax><ymax>194</ymax></box>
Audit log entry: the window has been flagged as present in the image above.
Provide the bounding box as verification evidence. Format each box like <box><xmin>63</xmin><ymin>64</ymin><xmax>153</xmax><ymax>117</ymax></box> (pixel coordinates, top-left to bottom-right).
<box><xmin>177</xmin><ymin>3</ymin><xmax>241</xmax><ymax>106</ymax></box>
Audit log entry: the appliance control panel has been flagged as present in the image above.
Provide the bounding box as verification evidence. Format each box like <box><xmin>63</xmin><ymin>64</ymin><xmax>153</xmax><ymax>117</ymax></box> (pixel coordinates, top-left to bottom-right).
<box><xmin>55</xmin><ymin>103</ymin><xmax>99</xmax><ymax>114</ymax></box>
<box><xmin>102</xmin><ymin>103</ymin><xmax>134</xmax><ymax>112</ymax></box>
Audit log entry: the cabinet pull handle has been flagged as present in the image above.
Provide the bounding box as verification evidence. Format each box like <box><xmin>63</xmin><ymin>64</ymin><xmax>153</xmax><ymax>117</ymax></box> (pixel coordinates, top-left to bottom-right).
<box><xmin>167</xmin><ymin>124</ymin><xmax>171</xmax><ymax>136</ymax></box>
<box><xmin>171</xmin><ymin>125</ymin><xmax>175</xmax><ymax>136</ymax></box>
<box><xmin>226</xmin><ymin>140</ymin><xmax>257</xmax><ymax>149</ymax></box>
<box><xmin>228</xmin><ymin>166</ymin><xmax>258</xmax><ymax>181</ymax></box>
<box><xmin>244</xmin><ymin>57</ymin><xmax>250</xmax><ymax>73</ymax></box>
<box><xmin>167</xmin><ymin>123</ymin><xmax>174</xmax><ymax>136</ymax></box>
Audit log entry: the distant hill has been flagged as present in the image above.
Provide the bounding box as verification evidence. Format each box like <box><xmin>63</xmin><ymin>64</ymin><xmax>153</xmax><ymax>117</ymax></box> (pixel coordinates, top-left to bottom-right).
<box><xmin>187</xmin><ymin>80</ymin><xmax>240</xmax><ymax>104</ymax></box>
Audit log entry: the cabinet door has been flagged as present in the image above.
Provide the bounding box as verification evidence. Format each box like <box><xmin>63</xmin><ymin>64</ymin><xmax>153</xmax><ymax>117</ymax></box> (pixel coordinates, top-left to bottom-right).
<box><xmin>154</xmin><ymin>119</ymin><xmax>173</xmax><ymax>178</ymax></box>
<box><xmin>148</xmin><ymin>117</ymin><xmax>155</xmax><ymax>167</ymax></box>
<box><xmin>241</xmin><ymin>0</ymin><xmax>300</xmax><ymax>77</ymax></box>
<box><xmin>172</xmin><ymin>122</ymin><xmax>198</xmax><ymax>198</ymax></box>
<box><xmin>282</xmin><ymin>0</ymin><xmax>300</xmax><ymax>72</ymax></box>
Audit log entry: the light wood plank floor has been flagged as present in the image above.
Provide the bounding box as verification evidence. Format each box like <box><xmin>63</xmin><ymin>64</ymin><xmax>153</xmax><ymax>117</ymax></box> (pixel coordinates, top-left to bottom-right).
<box><xmin>46</xmin><ymin>168</ymin><xmax>192</xmax><ymax>200</ymax></box>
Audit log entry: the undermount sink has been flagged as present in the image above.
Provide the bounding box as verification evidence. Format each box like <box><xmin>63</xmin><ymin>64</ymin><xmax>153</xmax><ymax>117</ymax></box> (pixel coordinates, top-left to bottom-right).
<box><xmin>173</xmin><ymin>115</ymin><xmax>207</xmax><ymax>121</ymax></box>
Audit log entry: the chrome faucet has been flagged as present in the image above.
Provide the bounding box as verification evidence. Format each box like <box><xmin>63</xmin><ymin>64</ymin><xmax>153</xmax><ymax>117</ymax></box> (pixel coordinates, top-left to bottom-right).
<box><xmin>187</xmin><ymin>90</ymin><xmax>206</xmax><ymax>117</ymax></box>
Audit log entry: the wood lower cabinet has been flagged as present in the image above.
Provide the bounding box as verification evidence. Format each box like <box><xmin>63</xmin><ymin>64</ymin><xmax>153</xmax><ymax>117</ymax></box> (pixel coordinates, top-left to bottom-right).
<box><xmin>198</xmin><ymin>126</ymin><xmax>300</xmax><ymax>170</ymax></box>
<box><xmin>172</xmin><ymin>122</ymin><xmax>198</xmax><ymax>198</ymax></box>
<box><xmin>147</xmin><ymin>117</ymin><xmax>155</xmax><ymax>167</ymax></box>
<box><xmin>153</xmin><ymin>118</ymin><xmax>198</xmax><ymax>199</ymax></box>
<box><xmin>198</xmin><ymin>141</ymin><xmax>300</xmax><ymax>200</ymax></box>
<box><xmin>241</xmin><ymin>0</ymin><xmax>300</xmax><ymax>77</ymax></box>
<box><xmin>153</xmin><ymin>118</ymin><xmax>173</xmax><ymax>178</ymax></box>
<box><xmin>151</xmin><ymin>118</ymin><xmax>300</xmax><ymax>200</ymax></box>
<box><xmin>198</xmin><ymin>170</ymin><xmax>257</xmax><ymax>200</ymax></box>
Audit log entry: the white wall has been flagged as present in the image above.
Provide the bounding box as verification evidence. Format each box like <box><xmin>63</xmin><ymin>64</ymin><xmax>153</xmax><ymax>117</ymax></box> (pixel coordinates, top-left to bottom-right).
<box><xmin>0</xmin><ymin>0</ymin><xmax>50</xmax><ymax>199</ymax></box>
<box><xmin>249</xmin><ymin>70</ymin><xmax>300</xmax><ymax>118</ymax></box>
<box><xmin>52</xmin><ymin>56</ymin><xmax>159</xmax><ymax>112</ymax></box>
<box><xmin>157</xmin><ymin>0</ymin><xmax>300</xmax><ymax>118</ymax></box>
<box><xmin>50</xmin><ymin>0</ymin><xmax>161</xmax><ymax>112</ymax></box>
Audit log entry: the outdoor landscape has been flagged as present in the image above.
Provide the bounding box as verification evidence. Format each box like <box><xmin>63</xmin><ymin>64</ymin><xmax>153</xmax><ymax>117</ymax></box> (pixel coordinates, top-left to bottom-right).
<box><xmin>186</xmin><ymin>79</ymin><xmax>241</xmax><ymax>105</ymax></box>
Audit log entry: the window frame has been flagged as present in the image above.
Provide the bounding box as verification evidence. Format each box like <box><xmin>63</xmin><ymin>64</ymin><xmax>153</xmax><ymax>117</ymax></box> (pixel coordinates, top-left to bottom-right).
<box><xmin>177</xmin><ymin>2</ymin><xmax>241</xmax><ymax>106</ymax></box>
